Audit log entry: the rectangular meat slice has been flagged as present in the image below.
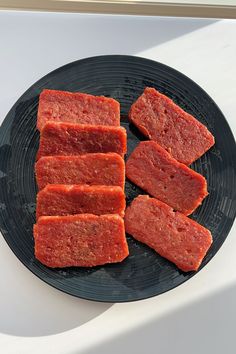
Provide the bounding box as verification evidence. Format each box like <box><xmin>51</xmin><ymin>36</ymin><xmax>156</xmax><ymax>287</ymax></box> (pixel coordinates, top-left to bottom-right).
<box><xmin>34</xmin><ymin>214</ymin><xmax>129</xmax><ymax>268</ymax></box>
<box><xmin>36</xmin><ymin>122</ymin><xmax>127</xmax><ymax>160</ymax></box>
<box><xmin>126</xmin><ymin>141</ymin><xmax>208</xmax><ymax>215</ymax></box>
<box><xmin>35</xmin><ymin>153</ymin><xmax>125</xmax><ymax>190</ymax></box>
<box><xmin>125</xmin><ymin>195</ymin><xmax>212</xmax><ymax>272</ymax></box>
<box><xmin>36</xmin><ymin>184</ymin><xmax>125</xmax><ymax>219</ymax></box>
<box><xmin>129</xmin><ymin>87</ymin><xmax>215</xmax><ymax>165</ymax></box>
<box><xmin>37</xmin><ymin>89</ymin><xmax>120</xmax><ymax>131</ymax></box>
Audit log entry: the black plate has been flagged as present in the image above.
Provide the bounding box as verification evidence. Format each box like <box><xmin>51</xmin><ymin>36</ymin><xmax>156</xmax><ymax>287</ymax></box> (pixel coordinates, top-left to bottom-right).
<box><xmin>0</xmin><ymin>55</ymin><xmax>235</xmax><ymax>302</ymax></box>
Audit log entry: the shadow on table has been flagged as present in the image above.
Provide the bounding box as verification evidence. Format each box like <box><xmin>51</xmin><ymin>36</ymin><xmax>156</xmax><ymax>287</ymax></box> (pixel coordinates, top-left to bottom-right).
<box><xmin>0</xmin><ymin>237</ymin><xmax>113</xmax><ymax>337</ymax></box>
<box><xmin>80</xmin><ymin>282</ymin><xmax>236</xmax><ymax>354</ymax></box>
<box><xmin>56</xmin><ymin>16</ymin><xmax>217</xmax><ymax>57</ymax></box>
<box><xmin>0</xmin><ymin>13</ymin><xmax>217</xmax><ymax>66</ymax></box>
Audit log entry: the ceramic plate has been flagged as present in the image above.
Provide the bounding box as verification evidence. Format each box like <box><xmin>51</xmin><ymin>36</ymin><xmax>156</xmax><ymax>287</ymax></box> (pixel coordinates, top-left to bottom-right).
<box><xmin>0</xmin><ymin>55</ymin><xmax>235</xmax><ymax>302</ymax></box>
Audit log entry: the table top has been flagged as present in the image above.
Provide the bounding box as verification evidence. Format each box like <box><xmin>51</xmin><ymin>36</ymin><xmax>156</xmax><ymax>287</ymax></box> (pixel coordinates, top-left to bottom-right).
<box><xmin>0</xmin><ymin>10</ymin><xmax>235</xmax><ymax>354</ymax></box>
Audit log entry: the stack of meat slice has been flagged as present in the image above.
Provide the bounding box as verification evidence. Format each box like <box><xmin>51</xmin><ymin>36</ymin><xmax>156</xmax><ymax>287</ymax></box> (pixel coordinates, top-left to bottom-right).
<box><xmin>33</xmin><ymin>87</ymin><xmax>215</xmax><ymax>273</ymax></box>
<box><xmin>125</xmin><ymin>87</ymin><xmax>214</xmax><ymax>272</ymax></box>
<box><xmin>34</xmin><ymin>89</ymin><xmax>129</xmax><ymax>268</ymax></box>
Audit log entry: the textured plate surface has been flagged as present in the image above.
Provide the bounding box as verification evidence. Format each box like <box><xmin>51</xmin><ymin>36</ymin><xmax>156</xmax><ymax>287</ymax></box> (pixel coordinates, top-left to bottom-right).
<box><xmin>0</xmin><ymin>55</ymin><xmax>235</xmax><ymax>302</ymax></box>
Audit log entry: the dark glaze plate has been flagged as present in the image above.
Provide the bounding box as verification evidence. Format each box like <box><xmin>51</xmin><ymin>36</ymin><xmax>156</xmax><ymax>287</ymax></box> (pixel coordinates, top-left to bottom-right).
<box><xmin>0</xmin><ymin>55</ymin><xmax>235</xmax><ymax>302</ymax></box>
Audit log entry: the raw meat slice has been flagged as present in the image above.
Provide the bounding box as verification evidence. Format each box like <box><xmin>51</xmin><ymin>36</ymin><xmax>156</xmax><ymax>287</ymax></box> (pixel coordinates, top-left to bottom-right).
<box><xmin>129</xmin><ymin>87</ymin><xmax>215</xmax><ymax>165</ymax></box>
<box><xmin>34</xmin><ymin>214</ymin><xmax>129</xmax><ymax>268</ymax></box>
<box><xmin>36</xmin><ymin>122</ymin><xmax>127</xmax><ymax>160</ymax></box>
<box><xmin>125</xmin><ymin>195</ymin><xmax>212</xmax><ymax>272</ymax></box>
<box><xmin>37</xmin><ymin>89</ymin><xmax>120</xmax><ymax>131</ymax></box>
<box><xmin>35</xmin><ymin>153</ymin><xmax>125</xmax><ymax>190</ymax></box>
<box><xmin>36</xmin><ymin>184</ymin><xmax>125</xmax><ymax>219</ymax></box>
<box><xmin>126</xmin><ymin>141</ymin><xmax>208</xmax><ymax>215</ymax></box>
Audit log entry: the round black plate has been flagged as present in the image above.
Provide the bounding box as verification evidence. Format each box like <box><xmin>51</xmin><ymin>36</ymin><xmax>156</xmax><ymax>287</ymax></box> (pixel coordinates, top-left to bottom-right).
<box><xmin>0</xmin><ymin>55</ymin><xmax>235</xmax><ymax>302</ymax></box>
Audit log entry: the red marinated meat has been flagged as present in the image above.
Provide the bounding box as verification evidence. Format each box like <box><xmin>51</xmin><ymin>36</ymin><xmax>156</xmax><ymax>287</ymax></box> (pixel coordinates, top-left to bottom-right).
<box><xmin>34</xmin><ymin>214</ymin><xmax>129</xmax><ymax>268</ymax></box>
<box><xmin>126</xmin><ymin>141</ymin><xmax>208</xmax><ymax>215</ymax></box>
<box><xmin>125</xmin><ymin>195</ymin><xmax>212</xmax><ymax>272</ymax></box>
<box><xmin>36</xmin><ymin>122</ymin><xmax>127</xmax><ymax>160</ymax></box>
<box><xmin>129</xmin><ymin>87</ymin><xmax>215</xmax><ymax>165</ymax></box>
<box><xmin>36</xmin><ymin>184</ymin><xmax>126</xmax><ymax>219</ymax></box>
<box><xmin>37</xmin><ymin>89</ymin><xmax>120</xmax><ymax>131</ymax></box>
<box><xmin>35</xmin><ymin>153</ymin><xmax>125</xmax><ymax>190</ymax></box>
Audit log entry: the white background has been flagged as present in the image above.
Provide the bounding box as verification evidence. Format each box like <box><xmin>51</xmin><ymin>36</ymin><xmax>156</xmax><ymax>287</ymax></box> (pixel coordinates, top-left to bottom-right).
<box><xmin>0</xmin><ymin>10</ymin><xmax>236</xmax><ymax>354</ymax></box>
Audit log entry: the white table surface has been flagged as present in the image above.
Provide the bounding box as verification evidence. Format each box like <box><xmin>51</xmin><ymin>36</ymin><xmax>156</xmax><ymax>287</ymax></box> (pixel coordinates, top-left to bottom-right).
<box><xmin>0</xmin><ymin>10</ymin><xmax>235</xmax><ymax>354</ymax></box>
